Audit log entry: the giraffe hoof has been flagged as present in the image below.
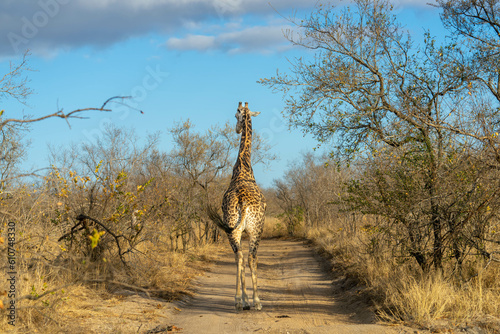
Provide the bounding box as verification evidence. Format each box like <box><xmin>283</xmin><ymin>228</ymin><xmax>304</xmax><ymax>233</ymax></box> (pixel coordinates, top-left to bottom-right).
<box><xmin>243</xmin><ymin>305</ymin><xmax>251</xmax><ymax>310</ymax></box>
<box><xmin>235</xmin><ymin>302</ymin><xmax>243</xmax><ymax>311</ymax></box>
<box><xmin>254</xmin><ymin>302</ymin><xmax>262</xmax><ymax>311</ymax></box>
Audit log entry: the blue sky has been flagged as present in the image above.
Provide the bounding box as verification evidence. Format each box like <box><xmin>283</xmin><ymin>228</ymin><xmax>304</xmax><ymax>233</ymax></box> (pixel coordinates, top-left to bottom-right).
<box><xmin>0</xmin><ymin>0</ymin><xmax>443</xmax><ymax>187</ymax></box>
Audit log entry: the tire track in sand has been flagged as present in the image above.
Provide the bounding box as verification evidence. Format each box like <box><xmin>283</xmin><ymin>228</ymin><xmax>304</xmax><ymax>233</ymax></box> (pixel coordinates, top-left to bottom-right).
<box><xmin>169</xmin><ymin>239</ymin><xmax>400</xmax><ymax>334</ymax></box>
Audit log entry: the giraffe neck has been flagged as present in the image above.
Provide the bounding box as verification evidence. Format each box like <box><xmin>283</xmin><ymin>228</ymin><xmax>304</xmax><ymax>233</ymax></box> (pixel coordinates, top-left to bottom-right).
<box><xmin>232</xmin><ymin>112</ymin><xmax>254</xmax><ymax>181</ymax></box>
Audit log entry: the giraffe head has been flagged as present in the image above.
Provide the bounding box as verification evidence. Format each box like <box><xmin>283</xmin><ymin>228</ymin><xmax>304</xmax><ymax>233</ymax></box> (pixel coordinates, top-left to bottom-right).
<box><xmin>235</xmin><ymin>101</ymin><xmax>260</xmax><ymax>134</ymax></box>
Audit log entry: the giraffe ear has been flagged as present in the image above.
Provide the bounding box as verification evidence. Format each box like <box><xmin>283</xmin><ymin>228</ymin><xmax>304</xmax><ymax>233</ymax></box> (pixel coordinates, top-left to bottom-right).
<box><xmin>250</xmin><ymin>111</ymin><xmax>260</xmax><ymax>117</ymax></box>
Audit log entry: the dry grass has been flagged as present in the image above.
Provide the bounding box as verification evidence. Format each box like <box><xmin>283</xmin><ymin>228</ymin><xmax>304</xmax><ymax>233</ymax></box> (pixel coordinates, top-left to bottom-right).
<box><xmin>261</xmin><ymin>216</ymin><xmax>288</xmax><ymax>238</ymax></box>
<box><xmin>0</xmin><ymin>181</ymin><xmax>268</xmax><ymax>334</ymax></box>
<box><xmin>0</xmin><ymin>208</ymin><xmax>224</xmax><ymax>334</ymax></box>
<box><xmin>379</xmin><ymin>268</ymin><xmax>500</xmax><ymax>329</ymax></box>
<box><xmin>306</xmin><ymin>221</ymin><xmax>500</xmax><ymax>332</ymax></box>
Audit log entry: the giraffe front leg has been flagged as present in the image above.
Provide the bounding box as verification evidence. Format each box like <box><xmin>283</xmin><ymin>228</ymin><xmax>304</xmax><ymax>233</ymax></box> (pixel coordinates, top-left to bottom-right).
<box><xmin>249</xmin><ymin>251</ymin><xmax>262</xmax><ymax>310</ymax></box>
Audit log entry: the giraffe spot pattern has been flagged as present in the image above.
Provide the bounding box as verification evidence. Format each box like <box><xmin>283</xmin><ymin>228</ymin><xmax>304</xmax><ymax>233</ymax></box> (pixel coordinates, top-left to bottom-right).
<box><xmin>220</xmin><ymin>102</ymin><xmax>266</xmax><ymax>311</ymax></box>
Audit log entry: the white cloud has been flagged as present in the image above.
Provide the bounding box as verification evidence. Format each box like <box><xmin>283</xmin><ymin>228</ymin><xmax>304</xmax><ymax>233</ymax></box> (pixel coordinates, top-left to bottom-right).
<box><xmin>78</xmin><ymin>0</ymin><xmax>202</xmax><ymax>10</ymax></box>
<box><xmin>166</xmin><ymin>24</ymin><xmax>292</xmax><ymax>53</ymax></box>
<box><xmin>167</xmin><ymin>34</ymin><xmax>217</xmax><ymax>51</ymax></box>
<box><xmin>0</xmin><ymin>0</ymin><xmax>436</xmax><ymax>57</ymax></box>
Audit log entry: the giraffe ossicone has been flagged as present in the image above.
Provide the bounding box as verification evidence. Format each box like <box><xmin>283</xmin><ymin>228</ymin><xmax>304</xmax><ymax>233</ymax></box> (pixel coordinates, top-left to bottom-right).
<box><xmin>218</xmin><ymin>101</ymin><xmax>266</xmax><ymax>311</ymax></box>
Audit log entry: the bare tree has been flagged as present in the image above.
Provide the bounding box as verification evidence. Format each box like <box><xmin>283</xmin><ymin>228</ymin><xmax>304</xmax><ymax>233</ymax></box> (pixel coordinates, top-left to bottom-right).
<box><xmin>47</xmin><ymin>124</ymin><xmax>162</xmax><ymax>265</ymax></box>
<box><xmin>0</xmin><ymin>51</ymin><xmax>131</xmax><ymax>186</ymax></box>
<box><xmin>168</xmin><ymin>120</ymin><xmax>277</xmax><ymax>245</ymax></box>
<box><xmin>273</xmin><ymin>153</ymin><xmax>345</xmax><ymax>234</ymax></box>
<box><xmin>436</xmin><ymin>0</ymin><xmax>500</xmax><ymax>163</ymax></box>
<box><xmin>0</xmin><ymin>51</ymin><xmax>33</xmax><ymax>105</ymax></box>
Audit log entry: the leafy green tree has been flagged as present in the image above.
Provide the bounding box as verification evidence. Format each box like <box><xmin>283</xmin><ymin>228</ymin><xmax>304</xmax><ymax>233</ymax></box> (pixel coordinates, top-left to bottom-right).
<box><xmin>261</xmin><ymin>0</ymin><xmax>499</xmax><ymax>272</ymax></box>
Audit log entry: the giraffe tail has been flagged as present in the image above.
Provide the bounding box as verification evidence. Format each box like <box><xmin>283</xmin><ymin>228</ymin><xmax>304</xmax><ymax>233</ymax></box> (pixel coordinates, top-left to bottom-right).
<box><xmin>206</xmin><ymin>204</ymin><xmax>234</xmax><ymax>234</ymax></box>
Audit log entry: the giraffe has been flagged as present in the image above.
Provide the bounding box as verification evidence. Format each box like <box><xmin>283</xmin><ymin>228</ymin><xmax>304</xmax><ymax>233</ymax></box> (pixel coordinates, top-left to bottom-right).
<box><xmin>211</xmin><ymin>101</ymin><xmax>266</xmax><ymax>311</ymax></box>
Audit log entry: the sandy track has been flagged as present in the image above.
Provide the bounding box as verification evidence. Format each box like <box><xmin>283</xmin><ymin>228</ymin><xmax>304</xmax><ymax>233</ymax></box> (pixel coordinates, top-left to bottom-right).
<box><xmin>169</xmin><ymin>239</ymin><xmax>400</xmax><ymax>334</ymax></box>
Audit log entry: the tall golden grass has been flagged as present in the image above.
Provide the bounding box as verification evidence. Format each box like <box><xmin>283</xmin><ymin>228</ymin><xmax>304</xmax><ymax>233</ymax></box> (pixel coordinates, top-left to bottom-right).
<box><xmin>261</xmin><ymin>216</ymin><xmax>289</xmax><ymax>239</ymax></box>
<box><xmin>0</xmin><ymin>199</ymin><xmax>224</xmax><ymax>333</ymax></box>
<box><xmin>306</xmin><ymin>220</ymin><xmax>500</xmax><ymax>332</ymax></box>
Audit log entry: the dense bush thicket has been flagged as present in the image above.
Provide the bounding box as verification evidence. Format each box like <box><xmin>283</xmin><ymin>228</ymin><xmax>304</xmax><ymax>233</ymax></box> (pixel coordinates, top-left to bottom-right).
<box><xmin>265</xmin><ymin>0</ymin><xmax>500</xmax><ymax>329</ymax></box>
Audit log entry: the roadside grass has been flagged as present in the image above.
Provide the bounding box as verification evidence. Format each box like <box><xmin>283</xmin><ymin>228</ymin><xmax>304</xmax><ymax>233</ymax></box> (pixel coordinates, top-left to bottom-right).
<box><xmin>0</xmin><ymin>200</ymin><xmax>224</xmax><ymax>334</ymax></box>
<box><xmin>0</xmin><ymin>180</ymin><xmax>276</xmax><ymax>334</ymax></box>
<box><xmin>305</xmin><ymin>218</ymin><xmax>500</xmax><ymax>333</ymax></box>
<box><xmin>262</xmin><ymin>216</ymin><xmax>288</xmax><ymax>239</ymax></box>
<box><xmin>4</xmin><ymin>187</ymin><xmax>498</xmax><ymax>334</ymax></box>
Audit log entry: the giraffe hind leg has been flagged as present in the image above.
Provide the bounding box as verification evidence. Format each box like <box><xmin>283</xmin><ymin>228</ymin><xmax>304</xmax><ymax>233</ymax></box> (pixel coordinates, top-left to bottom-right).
<box><xmin>234</xmin><ymin>250</ymin><xmax>250</xmax><ymax>311</ymax></box>
<box><xmin>248</xmin><ymin>238</ymin><xmax>262</xmax><ymax>310</ymax></box>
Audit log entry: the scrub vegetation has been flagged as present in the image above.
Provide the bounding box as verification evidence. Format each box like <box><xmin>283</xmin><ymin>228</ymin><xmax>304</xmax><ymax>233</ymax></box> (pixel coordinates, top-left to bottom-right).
<box><xmin>1</xmin><ymin>0</ymin><xmax>499</xmax><ymax>333</ymax></box>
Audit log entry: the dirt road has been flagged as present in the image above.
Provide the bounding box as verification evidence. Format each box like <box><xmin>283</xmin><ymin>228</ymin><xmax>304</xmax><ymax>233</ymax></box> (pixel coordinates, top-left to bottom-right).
<box><xmin>168</xmin><ymin>239</ymin><xmax>400</xmax><ymax>334</ymax></box>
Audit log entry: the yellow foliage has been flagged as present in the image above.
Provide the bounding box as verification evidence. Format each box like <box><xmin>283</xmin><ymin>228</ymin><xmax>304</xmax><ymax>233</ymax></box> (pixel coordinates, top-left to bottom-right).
<box><xmin>95</xmin><ymin>160</ymin><xmax>103</xmax><ymax>174</ymax></box>
<box><xmin>88</xmin><ymin>229</ymin><xmax>105</xmax><ymax>249</ymax></box>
